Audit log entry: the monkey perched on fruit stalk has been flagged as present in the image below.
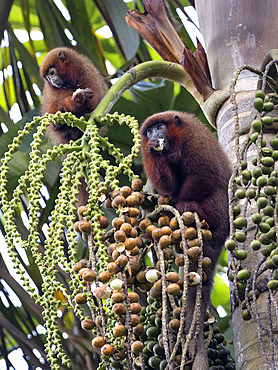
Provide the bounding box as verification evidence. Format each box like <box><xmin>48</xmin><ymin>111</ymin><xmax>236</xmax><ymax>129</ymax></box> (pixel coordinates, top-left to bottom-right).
<box><xmin>40</xmin><ymin>47</ymin><xmax>108</xmax><ymax>205</ymax></box>
<box><xmin>40</xmin><ymin>47</ymin><xmax>107</xmax><ymax>145</ymax></box>
<box><xmin>140</xmin><ymin>111</ymin><xmax>231</xmax><ymax>369</ymax></box>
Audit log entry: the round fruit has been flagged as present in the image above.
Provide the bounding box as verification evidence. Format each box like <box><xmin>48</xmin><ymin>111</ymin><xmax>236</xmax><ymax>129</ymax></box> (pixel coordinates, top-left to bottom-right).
<box><xmin>253</xmin><ymin>97</ymin><xmax>264</xmax><ymax>111</ymax></box>
<box><xmin>92</xmin><ymin>336</ymin><xmax>106</xmax><ymax>348</ymax></box>
<box><xmin>234</xmin><ymin>231</ymin><xmax>246</xmax><ymax>243</ymax></box>
<box><xmin>237</xmin><ymin>269</ymin><xmax>251</xmax><ymax>281</ymax></box>
<box><xmin>251</xmin><ymin>119</ymin><xmax>262</xmax><ymax>131</ymax></box>
<box><xmin>234</xmin><ymin>217</ymin><xmax>247</xmax><ymax>229</ymax></box>
<box><xmin>233</xmin><ymin>249</ymin><xmax>247</xmax><ymax>260</ymax></box>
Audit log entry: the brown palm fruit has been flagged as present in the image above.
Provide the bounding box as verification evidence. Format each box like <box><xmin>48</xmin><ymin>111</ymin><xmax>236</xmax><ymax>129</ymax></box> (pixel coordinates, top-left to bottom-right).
<box><xmin>146</xmin><ymin>224</ymin><xmax>156</xmax><ymax>237</ymax></box>
<box><xmin>99</xmin><ymin>215</ymin><xmax>109</xmax><ymax>229</ymax></box>
<box><xmin>187</xmin><ymin>246</ymin><xmax>201</xmax><ymax>264</ymax></box>
<box><xmin>159</xmin><ymin>235</ymin><xmax>171</xmax><ymax>249</ymax></box>
<box><xmin>184</xmin><ymin>227</ymin><xmax>197</xmax><ymax>240</ymax></box>
<box><xmin>139</xmin><ymin>218</ymin><xmax>152</xmax><ymax>232</ymax></box>
<box><xmin>116</xmin><ymin>255</ymin><xmax>128</xmax><ymax>267</ymax></box>
<box><xmin>163</xmin><ymin>248</ymin><xmax>172</xmax><ymax>260</ymax></box>
<box><xmin>175</xmin><ymin>254</ymin><xmax>185</xmax><ymax>266</ymax></box>
<box><xmin>174</xmin><ymin>243</ymin><xmax>183</xmax><ymax>253</ymax></box>
<box><xmin>152</xmin><ymin>227</ymin><xmax>163</xmax><ymax>241</ymax></box>
<box><xmin>82</xmin><ymin>269</ymin><xmax>96</xmax><ymax>282</ymax></box>
<box><xmin>98</xmin><ymin>271</ymin><xmax>111</xmax><ymax>283</ymax></box>
<box><xmin>131</xmin><ymin>178</ymin><xmax>144</xmax><ymax>191</ymax></box>
<box><xmin>73</xmin><ymin>259</ymin><xmax>88</xmax><ymax>273</ymax></box>
<box><xmin>166</xmin><ymin>283</ymin><xmax>180</xmax><ymax>296</ymax></box>
<box><xmin>152</xmin><ymin>279</ymin><xmax>162</xmax><ymax>294</ymax></box>
<box><xmin>133</xmin><ymin>323</ymin><xmax>145</xmax><ymax>336</ymax></box>
<box><xmin>171</xmin><ymin>230</ymin><xmax>182</xmax><ymax>243</ymax></box>
<box><xmin>110</xmin><ymin>190</ymin><xmax>120</xmax><ymax>199</ymax></box>
<box><xmin>182</xmin><ymin>211</ymin><xmax>195</xmax><ymax>225</ymax></box>
<box><xmin>120</xmin><ymin>186</ymin><xmax>132</xmax><ymax>198</ymax></box>
<box><xmin>130</xmin><ymin>314</ymin><xmax>140</xmax><ymax>327</ymax></box>
<box><xmin>201</xmin><ymin>229</ymin><xmax>213</xmax><ymax>242</ymax></box>
<box><xmin>120</xmin><ymin>222</ymin><xmax>132</xmax><ymax>236</ymax></box>
<box><xmin>112</xmin><ymin>195</ymin><xmax>126</xmax><ymax>208</ymax></box>
<box><xmin>113</xmin><ymin>325</ymin><xmax>127</xmax><ymax>337</ymax></box>
<box><xmin>128</xmin><ymin>292</ymin><xmax>140</xmax><ymax>303</ymax></box>
<box><xmin>112</xmin><ymin>291</ymin><xmax>125</xmax><ymax>303</ymax></box>
<box><xmin>126</xmin><ymin>275</ymin><xmax>135</xmax><ymax>286</ymax></box>
<box><xmin>187</xmin><ymin>238</ymin><xmax>201</xmax><ymax>248</ymax></box>
<box><xmin>161</xmin><ymin>226</ymin><xmax>172</xmax><ymax>236</ymax></box>
<box><xmin>130</xmin><ymin>227</ymin><xmax>138</xmax><ymax>238</ymax></box>
<box><xmin>158</xmin><ymin>215</ymin><xmax>170</xmax><ymax>227</ymax></box>
<box><xmin>112</xmin><ymin>250</ymin><xmax>120</xmax><ymax>261</ymax></box>
<box><xmin>131</xmin><ymin>246</ymin><xmax>140</xmax><ymax>255</ymax></box>
<box><xmin>131</xmin><ymin>341</ymin><xmax>144</xmax><ymax>353</ymax></box>
<box><xmin>107</xmin><ymin>262</ymin><xmax>121</xmax><ymax>275</ymax></box>
<box><xmin>79</xmin><ymin>220</ymin><xmax>92</xmax><ymax>234</ymax></box>
<box><xmin>173</xmin><ymin>307</ymin><xmax>182</xmax><ymax>319</ymax></box>
<box><xmin>169</xmin><ymin>318</ymin><xmax>180</xmax><ymax>332</ymax></box>
<box><xmin>127</xmin><ymin>207</ymin><xmax>140</xmax><ymax>218</ymax></box>
<box><xmin>104</xmin><ymin>198</ymin><xmax>112</xmax><ymax>208</ymax></box>
<box><xmin>112</xmin><ymin>303</ymin><xmax>126</xmax><ymax>316</ymax></box>
<box><xmin>177</xmin><ymin>279</ymin><xmax>184</xmax><ymax>289</ymax></box>
<box><xmin>130</xmin><ymin>303</ymin><xmax>142</xmax><ymax>314</ymax></box>
<box><xmin>136</xmin><ymin>271</ymin><xmax>147</xmax><ymax>283</ymax></box>
<box><xmin>139</xmin><ymin>281</ymin><xmax>152</xmax><ymax>292</ymax></box>
<box><xmin>202</xmin><ymin>257</ymin><xmax>212</xmax><ymax>269</ymax></box>
<box><xmin>108</xmin><ymin>242</ymin><xmax>118</xmax><ymax>255</ymax></box>
<box><xmin>125</xmin><ymin>216</ymin><xmax>138</xmax><ymax>226</ymax></box>
<box><xmin>92</xmin><ymin>336</ymin><xmax>106</xmax><ymax>348</ymax></box>
<box><xmin>157</xmin><ymin>195</ymin><xmax>170</xmax><ymax>205</ymax></box>
<box><xmin>101</xmin><ymin>344</ymin><xmax>115</xmax><ymax>357</ymax></box>
<box><xmin>166</xmin><ymin>272</ymin><xmax>180</xmax><ymax>283</ymax></box>
<box><xmin>124</xmin><ymin>237</ymin><xmax>137</xmax><ymax>250</ymax></box>
<box><xmin>114</xmin><ymin>230</ymin><xmax>126</xmax><ymax>242</ymax></box>
<box><xmin>126</xmin><ymin>194</ymin><xmax>140</xmax><ymax>207</ymax></box>
<box><xmin>170</xmin><ymin>217</ymin><xmax>179</xmax><ymax>230</ymax></box>
<box><xmin>112</xmin><ymin>218</ymin><xmax>124</xmax><ymax>229</ymax></box>
<box><xmin>132</xmin><ymin>191</ymin><xmax>144</xmax><ymax>204</ymax></box>
<box><xmin>135</xmin><ymin>236</ymin><xmax>143</xmax><ymax>248</ymax></box>
<box><xmin>75</xmin><ymin>293</ymin><xmax>87</xmax><ymax>304</ymax></box>
<box><xmin>81</xmin><ymin>319</ymin><xmax>95</xmax><ymax>330</ymax></box>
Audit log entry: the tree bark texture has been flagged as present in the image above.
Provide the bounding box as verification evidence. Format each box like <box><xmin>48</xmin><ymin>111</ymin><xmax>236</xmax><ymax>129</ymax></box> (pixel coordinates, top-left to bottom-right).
<box><xmin>196</xmin><ymin>1</ymin><xmax>278</xmax><ymax>368</ymax></box>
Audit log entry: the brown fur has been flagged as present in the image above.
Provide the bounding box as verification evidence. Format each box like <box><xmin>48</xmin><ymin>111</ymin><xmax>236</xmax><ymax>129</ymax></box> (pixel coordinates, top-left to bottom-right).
<box><xmin>40</xmin><ymin>47</ymin><xmax>107</xmax><ymax>144</ymax></box>
<box><xmin>141</xmin><ymin>111</ymin><xmax>231</xmax><ymax>369</ymax></box>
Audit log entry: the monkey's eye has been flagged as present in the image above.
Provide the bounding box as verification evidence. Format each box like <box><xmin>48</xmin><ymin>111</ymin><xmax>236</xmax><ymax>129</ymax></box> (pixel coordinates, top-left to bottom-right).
<box><xmin>157</xmin><ymin>125</ymin><xmax>163</xmax><ymax>130</ymax></box>
<box><xmin>147</xmin><ymin>129</ymin><xmax>153</xmax><ymax>137</ymax></box>
<box><xmin>48</xmin><ymin>68</ymin><xmax>56</xmax><ymax>76</ymax></box>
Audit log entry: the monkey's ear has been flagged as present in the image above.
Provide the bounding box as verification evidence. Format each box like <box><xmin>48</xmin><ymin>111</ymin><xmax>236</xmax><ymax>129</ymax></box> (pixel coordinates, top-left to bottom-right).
<box><xmin>174</xmin><ymin>114</ymin><xmax>183</xmax><ymax>126</ymax></box>
<box><xmin>56</xmin><ymin>50</ymin><xmax>67</xmax><ymax>62</ymax></box>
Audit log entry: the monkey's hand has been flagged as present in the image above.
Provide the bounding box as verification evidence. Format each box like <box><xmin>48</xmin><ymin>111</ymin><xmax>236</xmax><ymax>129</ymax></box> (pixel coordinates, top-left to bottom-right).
<box><xmin>72</xmin><ymin>88</ymin><xmax>94</xmax><ymax>109</ymax></box>
<box><xmin>147</xmin><ymin>138</ymin><xmax>166</xmax><ymax>154</ymax></box>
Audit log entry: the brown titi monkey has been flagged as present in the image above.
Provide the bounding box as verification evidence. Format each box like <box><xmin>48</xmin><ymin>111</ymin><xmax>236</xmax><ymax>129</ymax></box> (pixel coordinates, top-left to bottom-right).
<box><xmin>40</xmin><ymin>47</ymin><xmax>107</xmax><ymax>144</ymax></box>
<box><xmin>40</xmin><ymin>47</ymin><xmax>108</xmax><ymax>205</ymax></box>
<box><xmin>140</xmin><ymin>111</ymin><xmax>231</xmax><ymax>369</ymax></box>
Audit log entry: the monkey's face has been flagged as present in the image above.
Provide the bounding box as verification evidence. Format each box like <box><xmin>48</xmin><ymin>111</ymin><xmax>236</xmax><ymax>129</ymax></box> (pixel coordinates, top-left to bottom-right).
<box><xmin>44</xmin><ymin>67</ymin><xmax>64</xmax><ymax>88</ymax></box>
<box><xmin>41</xmin><ymin>49</ymin><xmax>78</xmax><ymax>89</ymax></box>
<box><xmin>145</xmin><ymin>122</ymin><xmax>169</xmax><ymax>154</ymax></box>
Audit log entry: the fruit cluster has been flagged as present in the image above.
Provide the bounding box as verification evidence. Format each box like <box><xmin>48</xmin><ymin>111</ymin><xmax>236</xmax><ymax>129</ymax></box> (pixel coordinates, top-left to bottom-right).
<box><xmin>227</xmin><ymin>88</ymin><xmax>278</xmax><ymax>320</ymax></box>
<box><xmin>71</xmin><ymin>178</ymin><xmax>234</xmax><ymax>369</ymax></box>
